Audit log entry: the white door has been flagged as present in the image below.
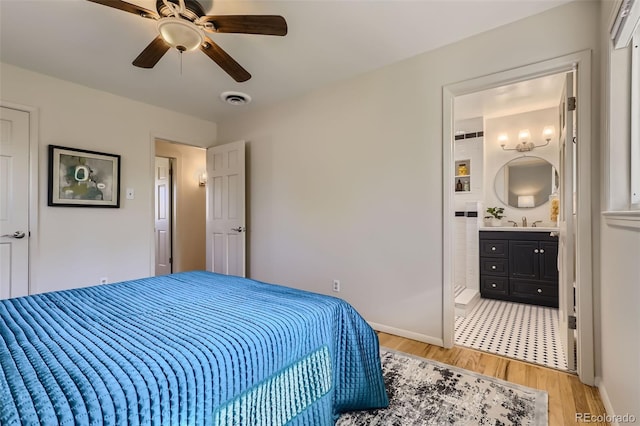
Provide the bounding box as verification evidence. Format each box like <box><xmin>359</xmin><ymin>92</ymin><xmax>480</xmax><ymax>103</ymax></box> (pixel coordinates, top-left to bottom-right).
<box><xmin>558</xmin><ymin>72</ymin><xmax>576</xmax><ymax>371</ymax></box>
<box><xmin>0</xmin><ymin>107</ymin><xmax>30</xmax><ymax>299</ymax></box>
<box><xmin>206</xmin><ymin>141</ymin><xmax>246</xmax><ymax>276</ymax></box>
<box><xmin>155</xmin><ymin>156</ymin><xmax>173</xmax><ymax>275</ymax></box>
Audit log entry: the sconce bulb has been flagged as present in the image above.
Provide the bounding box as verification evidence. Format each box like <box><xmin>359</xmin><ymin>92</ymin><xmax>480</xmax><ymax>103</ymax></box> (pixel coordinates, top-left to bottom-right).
<box><xmin>543</xmin><ymin>125</ymin><xmax>554</xmax><ymax>141</ymax></box>
<box><xmin>198</xmin><ymin>172</ymin><xmax>207</xmax><ymax>187</ymax></box>
<box><xmin>518</xmin><ymin>129</ymin><xmax>531</xmax><ymax>142</ymax></box>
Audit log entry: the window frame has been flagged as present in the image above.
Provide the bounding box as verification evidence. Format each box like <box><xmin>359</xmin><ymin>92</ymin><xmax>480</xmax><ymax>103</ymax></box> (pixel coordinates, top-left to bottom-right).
<box><xmin>631</xmin><ymin>27</ymin><xmax>639</xmax><ymax>206</ymax></box>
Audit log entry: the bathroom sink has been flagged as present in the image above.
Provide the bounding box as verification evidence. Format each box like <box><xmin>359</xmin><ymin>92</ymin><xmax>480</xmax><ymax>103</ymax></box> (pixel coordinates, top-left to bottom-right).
<box><xmin>480</xmin><ymin>226</ymin><xmax>559</xmax><ymax>232</ymax></box>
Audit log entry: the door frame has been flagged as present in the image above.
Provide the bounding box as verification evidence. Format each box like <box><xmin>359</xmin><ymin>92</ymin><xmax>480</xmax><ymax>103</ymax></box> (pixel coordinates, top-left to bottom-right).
<box><xmin>0</xmin><ymin>101</ymin><xmax>39</xmax><ymax>295</ymax></box>
<box><xmin>442</xmin><ymin>50</ymin><xmax>595</xmax><ymax>385</ymax></box>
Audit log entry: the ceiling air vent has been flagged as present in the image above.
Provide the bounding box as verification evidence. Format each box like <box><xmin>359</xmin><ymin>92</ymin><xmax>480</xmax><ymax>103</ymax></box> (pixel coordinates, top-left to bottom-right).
<box><xmin>221</xmin><ymin>91</ymin><xmax>252</xmax><ymax>106</ymax></box>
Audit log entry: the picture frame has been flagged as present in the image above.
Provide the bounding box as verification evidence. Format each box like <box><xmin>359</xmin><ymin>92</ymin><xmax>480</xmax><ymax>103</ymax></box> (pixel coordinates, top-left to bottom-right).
<box><xmin>48</xmin><ymin>145</ymin><xmax>121</xmax><ymax>208</ymax></box>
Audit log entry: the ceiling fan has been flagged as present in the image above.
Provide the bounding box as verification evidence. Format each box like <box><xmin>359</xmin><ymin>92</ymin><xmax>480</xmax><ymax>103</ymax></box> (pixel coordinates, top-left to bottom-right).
<box><xmin>87</xmin><ymin>0</ymin><xmax>287</xmax><ymax>82</ymax></box>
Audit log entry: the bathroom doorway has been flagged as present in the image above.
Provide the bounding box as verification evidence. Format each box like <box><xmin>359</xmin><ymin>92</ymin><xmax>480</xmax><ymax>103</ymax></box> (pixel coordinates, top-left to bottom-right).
<box><xmin>442</xmin><ymin>51</ymin><xmax>595</xmax><ymax>384</ymax></box>
<box><xmin>452</xmin><ymin>72</ymin><xmax>569</xmax><ymax>371</ymax></box>
<box><xmin>153</xmin><ymin>139</ymin><xmax>207</xmax><ymax>274</ymax></box>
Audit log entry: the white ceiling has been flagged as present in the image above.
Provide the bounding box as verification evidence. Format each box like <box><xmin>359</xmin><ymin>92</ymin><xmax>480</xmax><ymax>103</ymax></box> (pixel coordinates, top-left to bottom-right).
<box><xmin>455</xmin><ymin>72</ymin><xmax>567</xmax><ymax>122</ymax></box>
<box><xmin>0</xmin><ymin>0</ymin><xmax>571</xmax><ymax>122</ymax></box>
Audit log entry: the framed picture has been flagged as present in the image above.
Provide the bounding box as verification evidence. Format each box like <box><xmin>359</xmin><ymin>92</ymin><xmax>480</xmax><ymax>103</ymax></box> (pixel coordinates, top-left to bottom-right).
<box><xmin>48</xmin><ymin>145</ymin><xmax>121</xmax><ymax>208</ymax></box>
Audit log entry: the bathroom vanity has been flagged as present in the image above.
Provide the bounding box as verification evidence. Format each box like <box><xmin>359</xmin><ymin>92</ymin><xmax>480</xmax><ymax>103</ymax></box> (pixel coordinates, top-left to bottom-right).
<box><xmin>479</xmin><ymin>229</ymin><xmax>559</xmax><ymax>307</ymax></box>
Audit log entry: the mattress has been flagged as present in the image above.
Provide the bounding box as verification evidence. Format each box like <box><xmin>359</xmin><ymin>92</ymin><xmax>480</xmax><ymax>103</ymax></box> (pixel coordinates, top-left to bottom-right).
<box><xmin>0</xmin><ymin>271</ymin><xmax>388</xmax><ymax>425</ymax></box>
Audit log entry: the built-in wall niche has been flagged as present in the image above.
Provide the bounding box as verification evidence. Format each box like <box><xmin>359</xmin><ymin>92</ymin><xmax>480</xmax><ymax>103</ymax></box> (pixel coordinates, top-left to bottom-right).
<box><xmin>455</xmin><ymin>159</ymin><xmax>471</xmax><ymax>192</ymax></box>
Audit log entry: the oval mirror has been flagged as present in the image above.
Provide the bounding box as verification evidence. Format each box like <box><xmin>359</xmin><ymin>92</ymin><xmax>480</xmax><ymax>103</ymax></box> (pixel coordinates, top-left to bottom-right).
<box><xmin>494</xmin><ymin>156</ymin><xmax>557</xmax><ymax>208</ymax></box>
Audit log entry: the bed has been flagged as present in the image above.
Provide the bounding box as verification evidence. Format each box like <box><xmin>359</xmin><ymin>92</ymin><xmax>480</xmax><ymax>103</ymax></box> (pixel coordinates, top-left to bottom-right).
<box><xmin>0</xmin><ymin>271</ymin><xmax>388</xmax><ymax>425</ymax></box>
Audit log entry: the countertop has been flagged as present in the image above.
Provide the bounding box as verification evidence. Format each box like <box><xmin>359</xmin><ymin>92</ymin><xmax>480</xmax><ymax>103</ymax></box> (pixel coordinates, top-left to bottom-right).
<box><xmin>480</xmin><ymin>226</ymin><xmax>559</xmax><ymax>232</ymax></box>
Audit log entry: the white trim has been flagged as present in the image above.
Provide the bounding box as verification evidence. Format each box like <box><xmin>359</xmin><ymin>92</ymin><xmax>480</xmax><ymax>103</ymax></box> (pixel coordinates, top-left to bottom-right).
<box><xmin>611</xmin><ymin>0</ymin><xmax>640</xmax><ymax>49</ymax></box>
<box><xmin>574</xmin><ymin>50</ymin><xmax>595</xmax><ymax>386</ymax></box>
<box><xmin>631</xmin><ymin>29</ymin><xmax>640</xmax><ymax>206</ymax></box>
<box><xmin>149</xmin><ymin>135</ymin><xmax>158</xmax><ymax>276</ymax></box>
<box><xmin>442</xmin><ymin>88</ymin><xmax>455</xmax><ymax>349</ymax></box>
<box><xmin>602</xmin><ymin>210</ymin><xmax>640</xmax><ymax>229</ymax></box>
<box><xmin>606</xmin><ymin>9</ymin><xmax>640</xmax><ymax>212</ymax></box>
<box><xmin>368</xmin><ymin>321</ymin><xmax>444</xmax><ymax>347</ymax></box>
<box><xmin>596</xmin><ymin>379</ymin><xmax>621</xmax><ymax>426</ymax></box>
<box><xmin>0</xmin><ymin>101</ymin><xmax>39</xmax><ymax>296</ymax></box>
<box><xmin>442</xmin><ymin>50</ymin><xmax>595</xmax><ymax>385</ymax></box>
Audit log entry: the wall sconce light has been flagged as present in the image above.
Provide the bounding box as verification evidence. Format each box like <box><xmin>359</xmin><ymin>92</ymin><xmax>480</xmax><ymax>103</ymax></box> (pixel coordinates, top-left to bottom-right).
<box><xmin>198</xmin><ymin>172</ymin><xmax>207</xmax><ymax>187</ymax></box>
<box><xmin>500</xmin><ymin>126</ymin><xmax>554</xmax><ymax>152</ymax></box>
<box><xmin>518</xmin><ymin>195</ymin><xmax>535</xmax><ymax>208</ymax></box>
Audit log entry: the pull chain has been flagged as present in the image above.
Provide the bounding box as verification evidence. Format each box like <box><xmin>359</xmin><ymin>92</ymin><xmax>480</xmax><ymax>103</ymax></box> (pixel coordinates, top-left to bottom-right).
<box><xmin>176</xmin><ymin>46</ymin><xmax>186</xmax><ymax>76</ymax></box>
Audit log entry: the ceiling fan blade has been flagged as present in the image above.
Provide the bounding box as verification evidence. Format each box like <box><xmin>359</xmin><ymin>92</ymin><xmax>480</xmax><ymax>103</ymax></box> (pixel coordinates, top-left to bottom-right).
<box><xmin>133</xmin><ymin>36</ymin><xmax>171</xmax><ymax>68</ymax></box>
<box><xmin>200</xmin><ymin>36</ymin><xmax>251</xmax><ymax>82</ymax></box>
<box><xmin>201</xmin><ymin>15</ymin><xmax>287</xmax><ymax>36</ymax></box>
<box><xmin>86</xmin><ymin>0</ymin><xmax>159</xmax><ymax>19</ymax></box>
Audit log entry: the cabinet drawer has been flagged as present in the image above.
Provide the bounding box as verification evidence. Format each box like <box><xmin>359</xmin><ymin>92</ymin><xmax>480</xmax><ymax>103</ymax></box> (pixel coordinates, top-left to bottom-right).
<box><xmin>511</xmin><ymin>280</ymin><xmax>557</xmax><ymax>299</ymax></box>
<box><xmin>481</xmin><ymin>276</ymin><xmax>508</xmax><ymax>295</ymax></box>
<box><xmin>480</xmin><ymin>258</ymin><xmax>508</xmax><ymax>276</ymax></box>
<box><xmin>480</xmin><ymin>240</ymin><xmax>507</xmax><ymax>257</ymax></box>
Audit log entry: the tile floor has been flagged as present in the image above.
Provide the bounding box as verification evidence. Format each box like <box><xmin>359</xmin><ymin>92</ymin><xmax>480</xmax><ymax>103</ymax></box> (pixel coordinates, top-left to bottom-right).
<box><xmin>454</xmin><ymin>289</ymin><xmax>569</xmax><ymax>371</ymax></box>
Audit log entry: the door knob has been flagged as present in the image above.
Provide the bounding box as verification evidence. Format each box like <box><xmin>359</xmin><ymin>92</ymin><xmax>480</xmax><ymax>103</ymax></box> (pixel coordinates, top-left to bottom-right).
<box><xmin>1</xmin><ymin>231</ymin><xmax>26</xmax><ymax>239</ymax></box>
<box><xmin>231</xmin><ymin>227</ymin><xmax>246</xmax><ymax>233</ymax></box>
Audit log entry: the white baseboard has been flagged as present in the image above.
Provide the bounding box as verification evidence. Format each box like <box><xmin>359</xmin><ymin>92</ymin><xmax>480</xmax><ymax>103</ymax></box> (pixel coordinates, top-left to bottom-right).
<box><xmin>368</xmin><ymin>321</ymin><xmax>444</xmax><ymax>347</ymax></box>
<box><xmin>596</xmin><ymin>378</ymin><xmax>619</xmax><ymax>426</ymax></box>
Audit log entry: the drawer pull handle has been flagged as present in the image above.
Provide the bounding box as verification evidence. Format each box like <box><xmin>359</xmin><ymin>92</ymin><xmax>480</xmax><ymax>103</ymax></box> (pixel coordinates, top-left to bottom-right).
<box><xmin>539</xmin><ymin>249</ymin><xmax>545</xmax><ymax>253</ymax></box>
<box><xmin>491</xmin><ymin>265</ymin><xmax>497</xmax><ymax>270</ymax></box>
<box><xmin>534</xmin><ymin>249</ymin><xmax>539</xmax><ymax>253</ymax></box>
<box><xmin>491</xmin><ymin>246</ymin><xmax>496</xmax><ymax>251</ymax></box>
<box><xmin>537</xmin><ymin>288</ymin><xmax>543</xmax><ymax>293</ymax></box>
<box><xmin>491</xmin><ymin>283</ymin><xmax>497</xmax><ymax>288</ymax></box>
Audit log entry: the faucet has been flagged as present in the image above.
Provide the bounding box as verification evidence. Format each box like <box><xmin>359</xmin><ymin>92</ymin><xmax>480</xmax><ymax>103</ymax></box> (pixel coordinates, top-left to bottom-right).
<box><xmin>507</xmin><ymin>220</ymin><xmax>518</xmax><ymax>227</ymax></box>
<box><xmin>522</xmin><ymin>216</ymin><xmax>528</xmax><ymax>227</ymax></box>
<box><xmin>532</xmin><ymin>220</ymin><xmax>543</xmax><ymax>227</ymax></box>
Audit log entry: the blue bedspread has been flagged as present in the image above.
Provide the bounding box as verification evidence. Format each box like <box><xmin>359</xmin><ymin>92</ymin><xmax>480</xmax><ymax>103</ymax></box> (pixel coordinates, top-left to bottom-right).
<box><xmin>0</xmin><ymin>271</ymin><xmax>388</xmax><ymax>425</ymax></box>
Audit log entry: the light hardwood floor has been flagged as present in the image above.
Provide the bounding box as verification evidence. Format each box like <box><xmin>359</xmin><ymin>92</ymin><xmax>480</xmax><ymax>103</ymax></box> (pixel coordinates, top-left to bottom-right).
<box><xmin>377</xmin><ymin>332</ymin><xmax>609</xmax><ymax>426</ymax></box>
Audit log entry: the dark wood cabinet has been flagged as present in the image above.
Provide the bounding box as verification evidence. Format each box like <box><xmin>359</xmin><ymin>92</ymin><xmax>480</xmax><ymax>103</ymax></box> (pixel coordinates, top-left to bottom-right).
<box><xmin>480</xmin><ymin>230</ymin><xmax>558</xmax><ymax>307</ymax></box>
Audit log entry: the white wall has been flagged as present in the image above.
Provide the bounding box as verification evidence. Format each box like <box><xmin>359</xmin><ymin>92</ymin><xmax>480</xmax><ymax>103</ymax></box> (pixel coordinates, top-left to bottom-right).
<box><xmin>0</xmin><ymin>63</ymin><xmax>217</xmax><ymax>294</ymax></box>
<box><xmin>217</xmin><ymin>1</ymin><xmax>601</xmax><ymax>343</ymax></box>
<box><xmin>598</xmin><ymin>0</ymin><xmax>640</xmax><ymax>419</ymax></box>
<box><xmin>484</xmin><ymin>107</ymin><xmax>559</xmax><ymax>226</ymax></box>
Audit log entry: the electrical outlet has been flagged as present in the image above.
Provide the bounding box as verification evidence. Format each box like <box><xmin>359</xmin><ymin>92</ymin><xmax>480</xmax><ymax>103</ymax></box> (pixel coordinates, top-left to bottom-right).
<box><xmin>332</xmin><ymin>279</ymin><xmax>341</xmax><ymax>292</ymax></box>
<box><xmin>100</xmin><ymin>277</ymin><xmax>108</xmax><ymax>285</ymax></box>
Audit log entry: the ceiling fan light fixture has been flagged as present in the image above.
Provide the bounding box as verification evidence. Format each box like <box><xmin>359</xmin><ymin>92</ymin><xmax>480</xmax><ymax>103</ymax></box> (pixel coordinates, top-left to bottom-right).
<box><xmin>157</xmin><ymin>17</ymin><xmax>203</xmax><ymax>51</ymax></box>
<box><xmin>221</xmin><ymin>91</ymin><xmax>252</xmax><ymax>105</ymax></box>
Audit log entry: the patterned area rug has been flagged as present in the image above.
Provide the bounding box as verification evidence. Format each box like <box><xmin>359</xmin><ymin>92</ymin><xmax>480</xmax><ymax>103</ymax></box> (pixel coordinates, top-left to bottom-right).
<box><xmin>337</xmin><ymin>349</ymin><xmax>548</xmax><ymax>425</ymax></box>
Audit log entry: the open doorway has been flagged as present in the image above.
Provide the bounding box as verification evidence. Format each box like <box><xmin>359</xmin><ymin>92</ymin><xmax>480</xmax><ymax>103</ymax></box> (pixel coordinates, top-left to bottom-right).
<box><xmin>442</xmin><ymin>51</ymin><xmax>595</xmax><ymax>385</ymax></box>
<box><xmin>154</xmin><ymin>139</ymin><xmax>207</xmax><ymax>275</ymax></box>
<box><xmin>451</xmin><ymin>72</ymin><xmax>571</xmax><ymax>371</ymax></box>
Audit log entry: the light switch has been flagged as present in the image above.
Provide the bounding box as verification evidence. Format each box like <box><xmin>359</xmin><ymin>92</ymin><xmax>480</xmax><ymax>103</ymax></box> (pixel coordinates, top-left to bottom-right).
<box><xmin>126</xmin><ymin>188</ymin><xmax>135</xmax><ymax>200</ymax></box>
